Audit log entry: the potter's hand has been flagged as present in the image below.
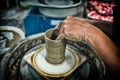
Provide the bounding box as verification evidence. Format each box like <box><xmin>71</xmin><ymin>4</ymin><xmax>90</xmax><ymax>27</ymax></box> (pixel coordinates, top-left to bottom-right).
<box><xmin>57</xmin><ymin>16</ymin><xmax>120</xmax><ymax>79</ymax></box>
<box><xmin>57</xmin><ymin>16</ymin><xmax>95</xmax><ymax>41</ymax></box>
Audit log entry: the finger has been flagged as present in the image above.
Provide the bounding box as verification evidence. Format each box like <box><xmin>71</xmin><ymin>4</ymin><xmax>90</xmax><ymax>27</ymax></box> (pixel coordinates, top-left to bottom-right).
<box><xmin>55</xmin><ymin>22</ymin><xmax>65</xmax><ymax>29</ymax></box>
<box><xmin>56</xmin><ymin>33</ymin><xmax>65</xmax><ymax>40</ymax></box>
<box><xmin>66</xmin><ymin>16</ymin><xmax>73</xmax><ymax>19</ymax></box>
<box><xmin>56</xmin><ymin>22</ymin><xmax>65</xmax><ymax>40</ymax></box>
<box><xmin>56</xmin><ymin>24</ymin><xmax>65</xmax><ymax>40</ymax></box>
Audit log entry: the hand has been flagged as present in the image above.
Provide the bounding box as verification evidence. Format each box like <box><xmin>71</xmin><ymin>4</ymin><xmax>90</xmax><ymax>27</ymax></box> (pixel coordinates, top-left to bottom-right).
<box><xmin>57</xmin><ymin>16</ymin><xmax>95</xmax><ymax>41</ymax></box>
<box><xmin>57</xmin><ymin>16</ymin><xmax>120</xmax><ymax>78</ymax></box>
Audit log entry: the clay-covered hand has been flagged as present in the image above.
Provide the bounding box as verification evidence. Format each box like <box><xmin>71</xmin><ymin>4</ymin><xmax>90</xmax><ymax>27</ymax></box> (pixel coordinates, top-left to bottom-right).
<box><xmin>57</xmin><ymin>16</ymin><xmax>95</xmax><ymax>41</ymax></box>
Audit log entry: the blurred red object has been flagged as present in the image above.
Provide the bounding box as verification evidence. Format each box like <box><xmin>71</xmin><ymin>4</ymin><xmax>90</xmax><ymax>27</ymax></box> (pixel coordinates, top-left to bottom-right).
<box><xmin>88</xmin><ymin>10</ymin><xmax>113</xmax><ymax>22</ymax></box>
<box><xmin>87</xmin><ymin>0</ymin><xmax>115</xmax><ymax>22</ymax></box>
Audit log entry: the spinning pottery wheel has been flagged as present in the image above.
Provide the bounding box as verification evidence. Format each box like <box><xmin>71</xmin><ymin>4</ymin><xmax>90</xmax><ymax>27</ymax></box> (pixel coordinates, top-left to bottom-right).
<box><xmin>0</xmin><ymin>33</ymin><xmax>106</xmax><ymax>80</ymax></box>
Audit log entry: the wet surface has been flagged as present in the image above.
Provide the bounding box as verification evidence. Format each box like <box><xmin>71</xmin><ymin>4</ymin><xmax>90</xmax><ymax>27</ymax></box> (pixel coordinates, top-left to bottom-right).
<box><xmin>0</xmin><ymin>33</ymin><xmax>106</xmax><ymax>80</ymax></box>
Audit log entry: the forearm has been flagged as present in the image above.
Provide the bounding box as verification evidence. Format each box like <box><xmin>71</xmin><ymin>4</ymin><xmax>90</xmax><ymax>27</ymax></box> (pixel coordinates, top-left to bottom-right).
<box><xmin>62</xmin><ymin>16</ymin><xmax>120</xmax><ymax>78</ymax></box>
<box><xmin>85</xmin><ymin>25</ymin><xmax>120</xmax><ymax>75</ymax></box>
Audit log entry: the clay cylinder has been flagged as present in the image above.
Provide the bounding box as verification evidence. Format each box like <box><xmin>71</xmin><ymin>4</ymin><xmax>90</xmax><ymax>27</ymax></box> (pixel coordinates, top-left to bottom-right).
<box><xmin>45</xmin><ymin>28</ymin><xmax>66</xmax><ymax>64</ymax></box>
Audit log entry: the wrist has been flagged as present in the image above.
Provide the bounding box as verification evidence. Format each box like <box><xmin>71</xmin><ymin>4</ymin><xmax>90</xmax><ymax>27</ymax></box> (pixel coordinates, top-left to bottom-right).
<box><xmin>84</xmin><ymin>25</ymin><xmax>101</xmax><ymax>46</ymax></box>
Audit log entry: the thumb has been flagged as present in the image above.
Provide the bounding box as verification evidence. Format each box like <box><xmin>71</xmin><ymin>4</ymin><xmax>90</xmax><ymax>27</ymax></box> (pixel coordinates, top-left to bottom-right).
<box><xmin>56</xmin><ymin>33</ymin><xmax>65</xmax><ymax>40</ymax></box>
